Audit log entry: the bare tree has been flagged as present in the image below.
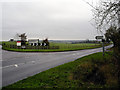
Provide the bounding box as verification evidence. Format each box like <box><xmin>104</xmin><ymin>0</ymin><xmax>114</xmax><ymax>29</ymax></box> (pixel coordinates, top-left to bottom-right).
<box><xmin>14</xmin><ymin>33</ymin><xmax>20</xmax><ymax>40</ymax></box>
<box><xmin>14</xmin><ymin>33</ymin><xmax>27</xmax><ymax>46</ymax></box>
<box><xmin>93</xmin><ymin>0</ymin><xmax>120</xmax><ymax>32</ymax></box>
<box><xmin>92</xmin><ymin>0</ymin><xmax>120</xmax><ymax>86</ymax></box>
<box><xmin>91</xmin><ymin>0</ymin><xmax>120</xmax><ymax>49</ymax></box>
<box><xmin>19</xmin><ymin>33</ymin><xmax>27</xmax><ymax>42</ymax></box>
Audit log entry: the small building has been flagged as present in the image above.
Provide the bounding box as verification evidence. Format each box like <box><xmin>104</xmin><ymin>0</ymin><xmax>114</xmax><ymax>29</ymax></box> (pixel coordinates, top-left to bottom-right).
<box><xmin>28</xmin><ymin>39</ymin><xmax>39</xmax><ymax>46</ymax></box>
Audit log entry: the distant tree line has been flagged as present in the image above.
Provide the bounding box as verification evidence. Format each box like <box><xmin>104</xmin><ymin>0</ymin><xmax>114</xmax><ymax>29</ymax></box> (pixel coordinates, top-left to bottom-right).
<box><xmin>71</xmin><ymin>40</ymin><xmax>101</xmax><ymax>44</ymax></box>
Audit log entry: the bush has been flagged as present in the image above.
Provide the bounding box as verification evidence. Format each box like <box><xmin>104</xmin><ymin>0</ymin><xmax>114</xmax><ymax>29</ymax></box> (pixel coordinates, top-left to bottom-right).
<box><xmin>73</xmin><ymin>62</ymin><xmax>106</xmax><ymax>86</ymax></box>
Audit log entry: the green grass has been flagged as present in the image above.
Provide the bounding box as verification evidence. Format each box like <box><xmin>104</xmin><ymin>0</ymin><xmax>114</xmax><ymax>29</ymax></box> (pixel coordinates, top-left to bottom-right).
<box><xmin>50</xmin><ymin>43</ymin><xmax>100</xmax><ymax>49</ymax></box>
<box><xmin>2</xmin><ymin>41</ymin><xmax>102</xmax><ymax>52</ymax></box>
<box><xmin>2</xmin><ymin>41</ymin><xmax>16</xmax><ymax>45</ymax></box>
<box><xmin>0</xmin><ymin>42</ymin><xmax>2</xmax><ymax>45</ymax></box>
<box><xmin>3</xmin><ymin>52</ymin><xmax>119</xmax><ymax>89</ymax></box>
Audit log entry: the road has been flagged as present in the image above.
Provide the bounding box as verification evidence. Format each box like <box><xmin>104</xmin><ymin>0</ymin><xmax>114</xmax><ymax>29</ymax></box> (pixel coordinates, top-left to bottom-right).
<box><xmin>1</xmin><ymin>45</ymin><xmax>112</xmax><ymax>87</ymax></box>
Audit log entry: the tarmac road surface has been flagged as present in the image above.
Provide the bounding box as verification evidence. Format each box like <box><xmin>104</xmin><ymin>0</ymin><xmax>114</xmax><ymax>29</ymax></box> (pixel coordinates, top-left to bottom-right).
<box><xmin>1</xmin><ymin>45</ymin><xmax>112</xmax><ymax>86</ymax></box>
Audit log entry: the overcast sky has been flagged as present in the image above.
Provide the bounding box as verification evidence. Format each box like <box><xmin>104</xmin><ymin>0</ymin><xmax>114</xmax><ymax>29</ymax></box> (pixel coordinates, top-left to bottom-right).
<box><xmin>1</xmin><ymin>0</ymin><xmax>100</xmax><ymax>41</ymax></box>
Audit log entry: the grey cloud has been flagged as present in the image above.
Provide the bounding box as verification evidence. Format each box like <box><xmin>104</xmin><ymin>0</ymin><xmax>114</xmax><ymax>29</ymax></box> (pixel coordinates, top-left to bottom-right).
<box><xmin>2</xmin><ymin>0</ymin><xmax>98</xmax><ymax>40</ymax></box>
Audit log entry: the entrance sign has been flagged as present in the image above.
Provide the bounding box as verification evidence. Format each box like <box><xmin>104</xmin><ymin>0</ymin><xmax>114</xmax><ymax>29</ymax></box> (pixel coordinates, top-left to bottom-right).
<box><xmin>17</xmin><ymin>41</ymin><xmax>21</xmax><ymax>46</ymax></box>
<box><xmin>95</xmin><ymin>36</ymin><xmax>103</xmax><ymax>39</ymax></box>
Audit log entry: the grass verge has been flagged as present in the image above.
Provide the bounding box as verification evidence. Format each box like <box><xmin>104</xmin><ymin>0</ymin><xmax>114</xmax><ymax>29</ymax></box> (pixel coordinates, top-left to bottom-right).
<box><xmin>2</xmin><ymin>41</ymin><xmax>111</xmax><ymax>52</ymax></box>
<box><xmin>2</xmin><ymin>45</ymin><xmax>101</xmax><ymax>52</ymax></box>
<box><xmin>3</xmin><ymin>51</ymin><xmax>119</xmax><ymax>89</ymax></box>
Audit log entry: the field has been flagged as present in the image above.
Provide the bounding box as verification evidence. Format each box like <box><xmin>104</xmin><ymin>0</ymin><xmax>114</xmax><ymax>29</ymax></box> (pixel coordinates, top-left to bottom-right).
<box><xmin>2</xmin><ymin>41</ymin><xmax>102</xmax><ymax>52</ymax></box>
<box><xmin>3</xmin><ymin>52</ymin><xmax>119</xmax><ymax>88</ymax></box>
<box><xmin>50</xmin><ymin>43</ymin><xmax>100</xmax><ymax>50</ymax></box>
<box><xmin>0</xmin><ymin>41</ymin><xmax>2</xmax><ymax>45</ymax></box>
<box><xmin>2</xmin><ymin>41</ymin><xmax>16</xmax><ymax>45</ymax></box>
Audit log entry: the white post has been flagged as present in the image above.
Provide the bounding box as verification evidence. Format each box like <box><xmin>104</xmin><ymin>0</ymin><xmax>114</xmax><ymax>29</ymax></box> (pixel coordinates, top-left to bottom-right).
<box><xmin>102</xmin><ymin>39</ymin><xmax>105</xmax><ymax>56</ymax></box>
<box><xmin>102</xmin><ymin>42</ymin><xmax>105</xmax><ymax>56</ymax></box>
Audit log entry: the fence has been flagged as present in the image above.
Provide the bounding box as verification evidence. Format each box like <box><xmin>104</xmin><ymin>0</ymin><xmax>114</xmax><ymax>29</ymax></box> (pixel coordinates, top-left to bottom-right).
<box><xmin>2</xmin><ymin>44</ymin><xmax>59</xmax><ymax>49</ymax></box>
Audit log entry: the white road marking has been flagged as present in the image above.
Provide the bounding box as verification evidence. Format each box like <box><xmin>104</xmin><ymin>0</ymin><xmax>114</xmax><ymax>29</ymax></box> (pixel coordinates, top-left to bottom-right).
<box><xmin>32</xmin><ymin>61</ymin><xmax>35</xmax><ymax>63</ymax></box>
<box><xmin>2</xmin><ymin>60</ymin><xmax>37</xmax><ymax>69</ymax></box>
<box><xmin>2</xmin><ymin>64</ymin><xmax>15</xmax><ymax>69</ymax></box>
<box><xmin>72</xmin><ymin>54</ymin><xmax>76</xmax><ymax>55</ymax></box>
<box><xmin>14</xmin><ymin>64</ymin><xmax>18</xmax><ymax>67</ymax></box>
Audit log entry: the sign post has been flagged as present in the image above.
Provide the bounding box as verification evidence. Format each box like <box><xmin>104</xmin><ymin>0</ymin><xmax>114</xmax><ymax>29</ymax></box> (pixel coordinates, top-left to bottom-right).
<box><xmin>102</xmin><ymin>39</ymin><xmax>105</xmax><ymax>56</ymax></box>
<box><xmin>95</xmin><ymin>36</ymin><xmax>105</xmax><ymax>56</ymax></box>
<box><xmin>95</xmin><ymin>36</ymin><xmax>103</xmax><ymax>39</ymax></box>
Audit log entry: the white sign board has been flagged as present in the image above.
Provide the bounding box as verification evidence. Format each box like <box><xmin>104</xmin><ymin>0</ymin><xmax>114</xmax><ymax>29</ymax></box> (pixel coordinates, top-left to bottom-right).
<box><xmin>17</xmin><ymin>41</ymin><xmax>21</xmax><ymax>46</ymax></box>
<box><xmin>95</xmin><ymin>36</ymin><xmax>103</xmax><ymax>39</ymax></box>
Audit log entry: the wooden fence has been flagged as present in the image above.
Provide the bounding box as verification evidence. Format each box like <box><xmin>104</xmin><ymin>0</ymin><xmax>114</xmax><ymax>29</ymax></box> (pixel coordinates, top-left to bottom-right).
<box><xmin>2</xmin><ymin>44</ymin><xmax>59</xmax><ymax>49</ymax></box>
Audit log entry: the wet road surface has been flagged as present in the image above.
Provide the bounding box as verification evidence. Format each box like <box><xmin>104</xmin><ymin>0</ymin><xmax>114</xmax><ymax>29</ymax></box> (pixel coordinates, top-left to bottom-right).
<box><xmin>1</xmin><ymin>45</ymin><xmax>112</xmax><ymax>86</ymax></box>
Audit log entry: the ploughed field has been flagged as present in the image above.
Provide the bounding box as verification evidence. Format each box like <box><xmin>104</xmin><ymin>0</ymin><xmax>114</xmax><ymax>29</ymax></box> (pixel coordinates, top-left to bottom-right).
<box><xmin>2</xmin><ymin>41</ymin><xmax>102</xmax><ymax>52</ymax></box>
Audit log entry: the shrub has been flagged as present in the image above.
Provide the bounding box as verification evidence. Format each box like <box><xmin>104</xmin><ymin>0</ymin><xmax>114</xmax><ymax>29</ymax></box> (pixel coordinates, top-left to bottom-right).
<box><xmin>73</xmin><ymin>62</ymin><xmax>106</xmax><ymax>86</ymax></box>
